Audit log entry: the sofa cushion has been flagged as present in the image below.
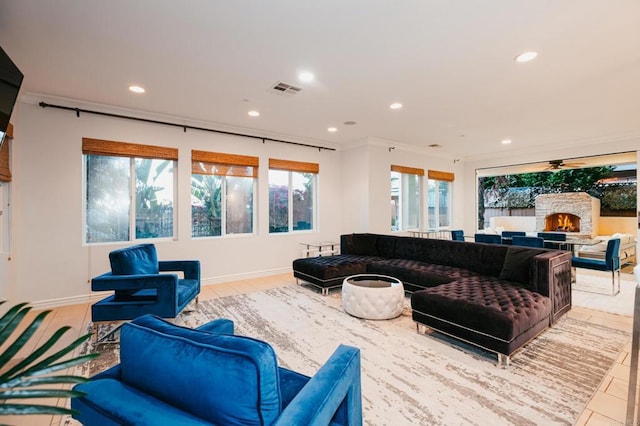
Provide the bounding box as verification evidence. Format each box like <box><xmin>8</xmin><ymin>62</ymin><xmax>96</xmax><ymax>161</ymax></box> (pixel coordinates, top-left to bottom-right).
<box><xmin>499</xmin><ymin>247</ymin><xmax>546</xmax><ymax>289</ymax></box>
<box><xmin>352</xmin><ymin>234</ymin><xmax>380</xmax><ymax>257</ymax></box>
<box><xmin>120</xmin><ymin>319</ymin><xmax>281</xmax><ymax>425</ymax></box>
<box><xmin>366</xmin><ymin>259</ymin><xmax>454</xmax><ymax>288</ymax></box>
<box><xmin>109</xmin><ymin>244</ymin><xmax>159</xmax><ymax>275</ymax></box>
<box><xmin>293</xmin><ymin>254</ymin><xmax>380</xmax><ymax>280</ymax></box>
<box><xmin>411</xmin><ymin>278</ymin><xmax>552</xmax><ymax>342</ymax></box>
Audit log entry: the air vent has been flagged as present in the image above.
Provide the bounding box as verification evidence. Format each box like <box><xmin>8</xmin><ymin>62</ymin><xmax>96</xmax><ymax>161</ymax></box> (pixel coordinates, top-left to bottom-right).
<box><xmin>271</xmin><ymin>82</ymin><xmax>303</xmax><ymax>95</ymax></box>
<box><xmin>428</xmin><ymin>144</ymin><xmax>442</xmax><ymax>148</ymax></box>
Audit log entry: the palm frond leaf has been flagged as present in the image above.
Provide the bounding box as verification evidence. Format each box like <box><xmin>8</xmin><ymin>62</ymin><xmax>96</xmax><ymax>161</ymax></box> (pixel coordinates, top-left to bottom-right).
<box><xmin>0</xmin><ymin>403</ymin><xmax>77</xmax><ymax>416</ymax></box>
<box><xmin>0</xmin><ymin>302</ymin><xmax>97</xmax><ymax>417</ymax></box>
<box><xmin>0</xmin><ymin>388</ymin><xmax>86</xmax><ymax>399</ymax></box>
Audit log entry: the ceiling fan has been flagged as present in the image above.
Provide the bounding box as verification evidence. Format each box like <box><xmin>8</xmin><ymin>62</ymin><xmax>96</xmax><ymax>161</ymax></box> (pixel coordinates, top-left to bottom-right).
<box><xmin>543</xmin><ymin>159</ymin><xmax>586</xmax><ymax>171</ymax></box>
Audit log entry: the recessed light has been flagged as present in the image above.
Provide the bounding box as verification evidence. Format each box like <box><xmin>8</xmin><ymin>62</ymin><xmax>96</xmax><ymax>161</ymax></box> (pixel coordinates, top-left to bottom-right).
<box><xmin>129</xmin><ymin>85</ymin><xmax>145</xmax><ymax>94</ymax></box>
<box><xmin>501</xmin><ymin>139</ymin><xmax>512</xmax><ymax>145</ymax></box>
<box><xmin>248</xmin><ymin>110</ymin><xmax>260</xmax><ymax>117</ymax></box>
<box><xmin>327</xmin><ymin>127</ymin><xmax>337</xmax><ymax>133</ymax></box>
<box><xmin>514</xmin><ymin>51</ymin><xmax>538</xmax><ymax>63</ymax></box>
<box><xmin>390</xmin><ymin>102</ymin><xmax>403</xmax><ymax>110</ymax></box>
<box><xmin>298</xmin><ymin>71</ymin><xmax>314</xmax><ymax>82</ymax></box>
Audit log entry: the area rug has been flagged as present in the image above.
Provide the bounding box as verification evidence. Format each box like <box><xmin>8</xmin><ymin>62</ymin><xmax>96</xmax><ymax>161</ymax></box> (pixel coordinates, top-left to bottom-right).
<box><xmin>572</xmin><ymin>270</ymin><xmax>637</xmax><ymax>316</ymax></box>
<box><xmin>78</xmin><ymin>285</ymin><xmax>630</xmax><ymax>425</ymax></box>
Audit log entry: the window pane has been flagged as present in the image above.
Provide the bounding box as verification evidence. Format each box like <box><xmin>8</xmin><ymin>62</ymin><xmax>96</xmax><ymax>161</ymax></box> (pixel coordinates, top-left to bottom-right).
<box><xmin>292</xmin><ymin>172</ymin><xmax>313</xmax><ymax>231</ymax></box>
<box><xmin>391</xmin><ymin>171</ymin><xmax>400</xmax><ymax>231</ymax></box>
<box><xmin>135</xmin><ymin>159</ymin><xmax>174</xmax><ymax>239</ymax></box>
<box><xmin>191</xmin><ymin>174</ymin><xmax>222</xmax><ymax>237</ymax></box>
<box><xmin>427</xmin><ymin>180</ymin><xmax>436</xmax><ymax>228</ymax></box>
<box><xmin>404</xmin><ymin>173</ymin><xmax>420</xmax><ymax>229</ymax></box>
<box><xmin>226</xmin><ymin>176</ymin><xmax>254</xmax><ymax>234</ymax></box>
<box><xmin>269</xmin><ymin>170</ymin><xmax>289</xmax><ymax>233</ymax></box>
<box><xmin>438</xmin><ymin>180</ymin><xmax>451</xmax><ymax>227</ymax></box>
<box><xmin>86</xmin><ymin>155</ymin><xmax>130</xmax><ymax>243</ymax></box>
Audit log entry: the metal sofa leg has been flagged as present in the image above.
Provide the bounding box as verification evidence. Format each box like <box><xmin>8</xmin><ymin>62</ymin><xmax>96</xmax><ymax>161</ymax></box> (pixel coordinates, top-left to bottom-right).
<box><xmin>497</xmin><ymin>353</ymin><xmax>511</xmax><ymax>368</ymax></box>
<box><xmin>321</xmin><ymin>287</ymin><xmax>328</xmax><ymax>296</ymax></box>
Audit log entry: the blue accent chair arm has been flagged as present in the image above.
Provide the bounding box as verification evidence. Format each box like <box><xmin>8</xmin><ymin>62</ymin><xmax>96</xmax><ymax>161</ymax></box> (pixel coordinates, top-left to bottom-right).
<box><xmin>159</xmin><ymin>260</ymin><xmax>200</xmax><ymax>281</ymax></box>
<box><xmin>91</xmin><ymin>272</ymin><xmax>178</xmax><ymax>292</ymax></box>
<box><xmin>195</xmin><ymin>318</ymin><xmax>234</xmax><ymax>335</ymax></box>
<box><xmin>274</xmin><ymin>344</ymin><xmax>362</xmax><ymax>426</ymax></box>
<box><xmin>91</xmin><ymin>364</ymin><xmax>122</xmax><ymax>381</ymax></box>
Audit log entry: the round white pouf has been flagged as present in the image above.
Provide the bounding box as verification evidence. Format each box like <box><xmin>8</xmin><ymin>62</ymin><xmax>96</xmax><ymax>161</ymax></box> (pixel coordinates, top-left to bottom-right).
<box><xmin>342</xmin><ymin>274</ymin><xmax>404</xmax><ymax>320</ymax></box>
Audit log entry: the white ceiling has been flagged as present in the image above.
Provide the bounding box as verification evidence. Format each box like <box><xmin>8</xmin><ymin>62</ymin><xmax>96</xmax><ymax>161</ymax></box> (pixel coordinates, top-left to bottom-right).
<box><xmin>1</xmin><ymin>0</ymin><xmax>639</xmax><ymax>160</ymax></box>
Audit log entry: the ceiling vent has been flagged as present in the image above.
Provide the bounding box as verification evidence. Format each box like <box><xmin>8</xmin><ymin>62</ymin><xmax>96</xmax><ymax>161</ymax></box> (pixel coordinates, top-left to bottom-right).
<box><xmin>271</xmin><ymin>82</ymin><xmax>303</xmax><ymax>96</ymax></box>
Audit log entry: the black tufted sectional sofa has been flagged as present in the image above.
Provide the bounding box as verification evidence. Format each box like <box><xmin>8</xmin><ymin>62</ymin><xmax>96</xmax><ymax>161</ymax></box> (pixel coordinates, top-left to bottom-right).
<box><xmin>292</xmin><ymin>233</ymin><xmax>572</xmax><ymax>365</ymax></box>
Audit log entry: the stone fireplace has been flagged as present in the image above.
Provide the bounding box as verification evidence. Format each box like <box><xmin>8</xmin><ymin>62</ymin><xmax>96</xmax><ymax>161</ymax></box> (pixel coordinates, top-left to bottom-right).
<box><xmin>535</xmin><ymin>192</ymin><xmax>600</xmax><ymax>237</ymax></box>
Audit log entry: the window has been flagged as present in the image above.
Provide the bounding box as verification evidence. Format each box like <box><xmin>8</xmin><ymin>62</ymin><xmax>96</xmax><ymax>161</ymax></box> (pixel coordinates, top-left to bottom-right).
<box><xmin>191</xmin><ymin>150</ymin><xmax>258</xmax><ymax>237</ymax></box>
<box><xmin>391</xmin><ymin>165</ymin><xmax>423</xmax><ymax>231</ymax></box>
<box><xmin>84</xmin><ymin>138</ymin><xmax>177</xmax><ymax>244</ymax></box>
<box><xmin>427</xmin><ymin>170</ymin><xmax>454</xmax><ymax>229</ymax></box>
<box><xmin>269</xmin><ymin>158</ymin><xmax>318</xmax><ymax>233</ymax></box>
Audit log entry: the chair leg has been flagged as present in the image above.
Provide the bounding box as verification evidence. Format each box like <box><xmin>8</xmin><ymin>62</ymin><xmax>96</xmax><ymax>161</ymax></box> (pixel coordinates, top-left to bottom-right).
<box><xmin>612</xmin><ymin>270</ymin><xmax>621</xmax><ymax>296</ymax></box>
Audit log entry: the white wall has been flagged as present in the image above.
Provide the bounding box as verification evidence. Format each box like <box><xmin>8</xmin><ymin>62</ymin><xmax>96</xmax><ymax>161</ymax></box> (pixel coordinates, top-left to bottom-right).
<box><xmin>8</xmin><ymin>97</ymin><xmax>344</xmax><ymax>307</ymax></box>
<box><xmin>341</xmin><ymin>138</ymin><xmax>464</xmax><ymax>234</ymax></box>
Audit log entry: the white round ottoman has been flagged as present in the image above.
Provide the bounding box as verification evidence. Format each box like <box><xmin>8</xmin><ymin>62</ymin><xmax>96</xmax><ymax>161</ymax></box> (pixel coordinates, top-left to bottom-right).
<box><xmin>342</xmin><ymin>274</ymin><xmax>405</xmax><ymax>320</ymax></box>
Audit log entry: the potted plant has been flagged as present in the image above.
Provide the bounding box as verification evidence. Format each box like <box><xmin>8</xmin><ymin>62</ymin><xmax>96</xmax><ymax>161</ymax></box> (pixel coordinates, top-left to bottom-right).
<box><xmin>0</xmin><ymin>301</ymin><xmax>97</xmax><ymax>416</ymax></box>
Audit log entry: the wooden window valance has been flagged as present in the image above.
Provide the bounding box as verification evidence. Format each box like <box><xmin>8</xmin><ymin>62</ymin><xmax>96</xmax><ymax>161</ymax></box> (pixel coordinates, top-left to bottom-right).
<box><xmin>82</xmin><ymin>138</ymin><xmax>178</xmax><ymax>160</ymax></box>
<box><xmin>428</xmin><ymin>169</ymin><xmax>455</xmax><ymax>181</ymax></box>
<box><xmin>191</xmin><ymin>150</ymin><xmax>259</xmax><ymax>178</ymax></box>
<box><xmin>269</xmin><ymin>158</ymin><xmax>319</xmax><ymax>174</ymax></box>
<box><xmin>391</xmin><ymin>164</ymin><xmax>425</xmax><ymax>176</ymax></box>
<box><xmin>0</xmin><ymin>124</ymin><xmax>13</xmax><ymax>182</ymax></box>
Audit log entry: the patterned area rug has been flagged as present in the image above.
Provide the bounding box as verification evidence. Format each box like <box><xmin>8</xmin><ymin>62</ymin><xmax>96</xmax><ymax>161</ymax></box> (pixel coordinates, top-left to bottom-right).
<box><xmin>79</xmin><ymin>285</ymin><xmax>630</xmax><ymax>425</ymax></box>
<box><xmin>572</xmin><ymin>270</ymin><xmax>637</xmax><ymax>316</ymax></box>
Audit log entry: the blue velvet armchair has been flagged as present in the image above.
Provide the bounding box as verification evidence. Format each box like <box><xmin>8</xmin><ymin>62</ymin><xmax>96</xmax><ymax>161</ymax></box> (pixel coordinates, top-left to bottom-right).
<box><xmin>72</xmin><ymin>315</ymin><xmax>363</xmax><ymax>426</ymax></box>
<box><xmin>572</xmin><ymin>238</ymin><xmax>621</xmax><ymax>295</ymax></box>
<box><xmin>91</xmin><ymin>244</ymin><xmax>200</xmax><ymax>324</ymax></box>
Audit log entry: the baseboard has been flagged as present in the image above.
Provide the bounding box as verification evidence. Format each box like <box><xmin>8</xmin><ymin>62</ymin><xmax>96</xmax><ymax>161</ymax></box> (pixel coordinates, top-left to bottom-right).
<box><xmin>27</xmin><ymin>267</ymin><xmax>293</xmax><ymax>310</ymax></box>
<box><xmin>201</xmin><ymin>267</ymin><xmax>291</xmax><ymax>286</ymax></box>
<box><xmin>29</xmin><ymin>292</ymin><xmax>110</xmax><ymax>311</ymax></box>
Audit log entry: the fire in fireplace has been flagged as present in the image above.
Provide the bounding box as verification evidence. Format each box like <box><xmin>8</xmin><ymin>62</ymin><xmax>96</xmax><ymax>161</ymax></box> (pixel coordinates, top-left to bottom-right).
<box><xmin>545</xmin><ymin>213</ymin><xmax>580</xmax><ymax>232</ymax></box>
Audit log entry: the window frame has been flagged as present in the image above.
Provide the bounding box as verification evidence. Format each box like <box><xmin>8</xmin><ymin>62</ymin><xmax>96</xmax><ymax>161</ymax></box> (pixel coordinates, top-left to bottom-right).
<box><xmin>391</xmin><ymin>165</ymin><xmax>424</xmax><ymax>232</ymax></box>
<box><xmin>426</xmin><ymin>169</ymin><xmax>454</xmax><ymax>230</ymax></box>
<box><xmin>268</xmin><ymin>158</ymin><xmax>318</xmax><ymax>234</ymax></box>
<box><xmin>191</xmin><ymin>150</ymin><xmax>258</xmax><ymax>239</ymax></box>
<box><xmin>83</xmin><ymin>138</ymin><xmax>178</xmax><ymax>245</ymax></box>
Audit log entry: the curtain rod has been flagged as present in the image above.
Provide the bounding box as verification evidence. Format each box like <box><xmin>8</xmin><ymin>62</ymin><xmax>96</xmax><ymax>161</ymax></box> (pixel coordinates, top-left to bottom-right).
<box><xmin>38</xmin><ymin>101</ymin><xmax>336</xmax><ymax>152</ymax></box>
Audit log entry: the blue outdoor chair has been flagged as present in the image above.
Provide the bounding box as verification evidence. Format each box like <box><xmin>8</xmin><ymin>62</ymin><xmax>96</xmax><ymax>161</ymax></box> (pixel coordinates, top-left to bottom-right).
<box><xmin>571</xmin><ymin>238</ymin><xmax>621</xmax><ymax>295</ymax></box>
<box><xmin>451</xmin><ymin>230</ymin><xmax>465</xmax><ymax>241</ymax></box>
<box><xmin>511</xmin><ymin>235</ymin><xmax>545</xmax><ymax>248</ymax></box>
<box><xmin>501</xmin><ymin>231</ymin><xmax>526</xmax><ymax>245</ymax></box>
<box><xmin>474</xmin><ymin>233</ymin><xmax>502</xmax><ymax>244</ymax></box>
<box><xmin>538</xmin><ymin>232</ymin><xmax>568</xmax><ymax>250</ymax></box>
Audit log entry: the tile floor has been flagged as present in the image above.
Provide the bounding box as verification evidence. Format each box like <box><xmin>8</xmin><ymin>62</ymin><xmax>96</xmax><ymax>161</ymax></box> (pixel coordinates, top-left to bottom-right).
<box><xmin>0</xmin><ymin>272</ymin><xmax>637</xmax><ymax>425</ymax></box>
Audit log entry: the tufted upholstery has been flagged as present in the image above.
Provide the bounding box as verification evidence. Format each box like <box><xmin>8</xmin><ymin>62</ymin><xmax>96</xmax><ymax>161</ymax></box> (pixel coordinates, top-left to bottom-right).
<box><xmin>293</xmin><ymin>233</ymin><xmax>572</xmax><ymax>362</ymax></box>
<box><xmin>412</xmin><ymin>278</ymin><xmax>552</xmax><ymax>343</ymax></box>
<box><xmin>342</xmin><ymin>275</ymin><xmax>405</xmax><ymax>320</ymax></box>
<box><xmin>293</xmin><ymin>254</ymin><xmax>383</xmax><ymax>293</ymax></box>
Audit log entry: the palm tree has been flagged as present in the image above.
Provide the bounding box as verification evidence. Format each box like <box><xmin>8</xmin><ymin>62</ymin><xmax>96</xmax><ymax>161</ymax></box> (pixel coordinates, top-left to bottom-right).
<box><xmin>0</xmin><ymin>302</ymin><xmax>97</xmax><ymax>416</ymax></box>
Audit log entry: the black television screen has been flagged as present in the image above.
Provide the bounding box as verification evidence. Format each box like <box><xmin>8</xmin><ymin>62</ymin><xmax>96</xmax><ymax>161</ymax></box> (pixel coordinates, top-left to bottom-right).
<box><xmin>0</xmin><ymin>46</ymin><xmax>24</xmax><ymax>148</ymax></box>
